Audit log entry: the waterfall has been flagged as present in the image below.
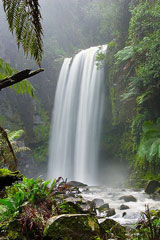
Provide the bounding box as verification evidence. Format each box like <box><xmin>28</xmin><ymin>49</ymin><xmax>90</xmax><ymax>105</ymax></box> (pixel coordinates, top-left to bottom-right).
<box><xmin>48</xmin><ymin>46</ymin><xmax>106</xmax><ymax>185</ymax></box>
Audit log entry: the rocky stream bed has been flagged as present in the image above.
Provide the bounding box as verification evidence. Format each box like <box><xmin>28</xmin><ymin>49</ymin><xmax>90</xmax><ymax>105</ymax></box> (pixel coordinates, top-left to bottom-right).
<box><xmin>0</xmin><ymin>171</ymin><xmax>160</xmax><ymax>239</ymax></box>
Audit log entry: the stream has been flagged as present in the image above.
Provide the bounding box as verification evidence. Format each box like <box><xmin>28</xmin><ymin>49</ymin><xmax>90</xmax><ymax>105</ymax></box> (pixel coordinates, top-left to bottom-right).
<box><xmin>80</xmin><ymin>186</ymin><xmax>160</xmax><ymax>226</ymax></box>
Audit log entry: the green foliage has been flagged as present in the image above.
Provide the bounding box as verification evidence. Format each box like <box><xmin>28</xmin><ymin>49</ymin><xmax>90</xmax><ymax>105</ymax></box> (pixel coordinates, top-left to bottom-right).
<box><xmin>33</xmin><ymin>105</ymin><xmax>50</xmax><ymax>163</ymax></box>
<box><xmin>0</xmin><ymin>128</ymin><xmax>30</xmax><ymax>169</ymax></box>
<box><xmin>7</xmin><ymin>129</ymin><xmax>31</xmax><ymax>154</ymax></box>
<box><xmin>0</xmin><ymin>58</ymin><xmax>35</xmax><ymax>97</ymax></box>
<box><xmin>0</xmin><ymin>177</ymin><xmax>55</xmax><ymax>221</ymax></box>
<box><xmin>115</xmin><ymin>0</ymin><xmax>160</xmax><ymax>108</ymax></box>
<box><xmin>136</xmin><ymin>118</ymin><xmax>160</xmax><ymax>170</ymax></box>
<box><xmin>96</xmin><ymin>45</ymin><xmax>107</xmax><ymax>68</ymax></box>
<box><xmin>129</xmin><ymin>207</ymin><xmax>160</xmax><ymax>240</ymax></box>
<box><xmin>131</xmin><ymin>113</ymin><xmax>148</xmax><ymax>151</ymax></box>
<box><xmin>115</xmin><ymin>46</ymin><xmax>135</xmax><ymax>63</ymax></box>
<box><xmin>2</xmin><ymin>0</ymin><xmax>43</xmax><ymax>65</ymax></box>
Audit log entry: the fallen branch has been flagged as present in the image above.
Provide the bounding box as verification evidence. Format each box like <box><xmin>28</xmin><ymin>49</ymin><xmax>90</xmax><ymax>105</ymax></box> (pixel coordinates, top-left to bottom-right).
<box><xmin>0</xmin><ymin>68</ymin><xmax>44</xmax><ymax>90</ymax></box>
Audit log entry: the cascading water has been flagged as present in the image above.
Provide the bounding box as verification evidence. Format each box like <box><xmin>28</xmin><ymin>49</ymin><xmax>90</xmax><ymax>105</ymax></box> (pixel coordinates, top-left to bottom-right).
<box><xmin>48</xmin><ymin>46</ymin><xmax>107</xmax><ymax>185</ymax></box>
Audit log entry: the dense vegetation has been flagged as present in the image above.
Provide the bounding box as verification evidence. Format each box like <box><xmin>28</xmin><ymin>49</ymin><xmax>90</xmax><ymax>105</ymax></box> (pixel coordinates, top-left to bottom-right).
<box><xmin>0</xmin><ymin>0</ymin><xmax>160</xmax><ymax>239</ymax></box>
<box><xmin>99</xmin><ymin>0</ymin><xmax>160</xmax><ymax>184</ymax></box>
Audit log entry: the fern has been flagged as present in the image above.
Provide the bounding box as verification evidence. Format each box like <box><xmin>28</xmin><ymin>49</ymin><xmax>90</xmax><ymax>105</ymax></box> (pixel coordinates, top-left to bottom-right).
<box><xmin>2</xmin><ymin>0</ymin><xmax>43</xmax><ymax>65</ymax></box>
<box><xmin>115</xmin><ymin>46</ymin><xmax>135</xmax><ymax>64</ymax></box>
<box><xmin>0</xmin><ymin>128</ymin><xmax>30</xmax><ymax>170</ymax></box>
<box><xmin>0</xmin><ymin>58</ymin><xmax>35</xmax><ymax>97</ymax></box>
<box><xmin>7</xmin><ymin>129</ymin><xmax>31</xmax><ymax>154</ymax></box>
<box><xmin>136</xmin><ymin>118</ymin><xmax>160</xmax><ymax>168</ymax></box>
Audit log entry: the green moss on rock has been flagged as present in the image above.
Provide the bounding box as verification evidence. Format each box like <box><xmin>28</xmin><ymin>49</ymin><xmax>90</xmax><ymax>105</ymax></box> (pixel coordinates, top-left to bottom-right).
<box><xmin>44</xmin><ymin>214</ymin><xmax>100</xmax><ymax>240</ymax></box>
<box><xmin>100</xmin><ymin>218</ymin><xmax>126</xmax><ymax>239</ymax></box>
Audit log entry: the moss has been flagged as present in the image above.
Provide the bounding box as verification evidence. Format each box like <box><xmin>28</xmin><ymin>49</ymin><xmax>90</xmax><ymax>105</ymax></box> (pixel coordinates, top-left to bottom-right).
<box><xmin>58</xmin><ymin>202</ymin><xmax>82</xmax><ymax>214</ymax></box>
<box><xmin>100</xmin><ymin>218</ymin><xmax>126</xmax><ymax>239</ymax></box>
<box><xmin>0</xmin><ymin>220</ymin><xmax>22</xmax><ymax>240</ymax></box>
<box><xmin>44</xmin><ymin>214</ymin><xmax>100</xmax><ymax>240</ymax></box>
<box><xmin>33</xmin><ymin>104</ymin><xmax>50</xmax><ymax>163</ymax></box>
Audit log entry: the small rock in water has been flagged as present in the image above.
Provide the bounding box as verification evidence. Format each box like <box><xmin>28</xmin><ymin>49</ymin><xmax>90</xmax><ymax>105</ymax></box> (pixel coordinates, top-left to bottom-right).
<box><xmin>119</xmin><ymin>204</ymin><xmax>130</xmax><ymax>210</ymax></box>
<box><xmin>122</xmin><ymin>212</ymin><xmax>127</xmax><ymax>217</ymax></box>
<box><xmin>145</xmin><ymin>180</ymin><xmax>160</xmax><ymax>194</ymax></box>
<box><xmin>119</xmin><ymin>195</ymin><xmax>137</xmax><ymax>202</ymax></box>
<box><xmin>92</xmin><ymin>198</ymin><xmax>104</xmax><ymax>208</ymax></box>
<box><xmin>106</xmin><ymin>208</ymin><xmax>116</xmax><ymax>217</ymax></box>
<box><xmin>98</xmin><ymin>203</ymin><xmax>109</xmax><ymax>212</ymax></box>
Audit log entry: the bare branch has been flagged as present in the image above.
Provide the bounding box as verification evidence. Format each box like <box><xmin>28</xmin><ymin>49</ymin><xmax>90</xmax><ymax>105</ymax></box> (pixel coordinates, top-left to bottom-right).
<box><xmin>0</xmin><ymin>68</ymin><xmax>44</xmax><ymax>90</ymax></box>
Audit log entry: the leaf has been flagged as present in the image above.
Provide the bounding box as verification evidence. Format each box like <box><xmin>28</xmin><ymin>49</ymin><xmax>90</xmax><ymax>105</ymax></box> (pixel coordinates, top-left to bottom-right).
<box><xmin>0</xmin><ymin>199</ymin><xmax>15</xmax><ymax>211</ymax></box>
<box><xmin>2</xmin><ymin>0</ymin><xmax>43</xmax><ymax>65</ymax></box>
<box><xmin>149</xmin><ymin>139</ymin><xmax>160</xmax><ymax>161</ymax></box>
<box><xmin>115</xmin><ymin>46</ymin><xmax>135</xmax><ymax>64</ymax></box>
<box><xmin>48</xmin><ymin>178</ymin><xmax>56</xmax><ymax>195</ymax></box>
<box><xmin>8</xmin><ymin>130</ymin><xmax>24</xmax><ymax>141</ymax></box>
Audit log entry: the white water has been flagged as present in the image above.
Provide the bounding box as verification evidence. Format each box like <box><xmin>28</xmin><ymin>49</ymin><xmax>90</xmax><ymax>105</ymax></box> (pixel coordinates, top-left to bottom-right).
<box><xmin>81</xmin><ymin>186</ymin><xmax>160</xmax><ymax>226</ymax></box>
<box><xmin>48</xmin><ymin>46</ymin><xmax>106</xmax><ymax>184</ymax></box>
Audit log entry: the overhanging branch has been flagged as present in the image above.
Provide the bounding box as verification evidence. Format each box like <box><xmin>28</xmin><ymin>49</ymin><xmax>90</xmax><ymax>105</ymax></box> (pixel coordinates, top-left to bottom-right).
<box><xmin>0</xmin><ymin>68</ymin><xmax>44</xmax><ymax>90</ymax></box>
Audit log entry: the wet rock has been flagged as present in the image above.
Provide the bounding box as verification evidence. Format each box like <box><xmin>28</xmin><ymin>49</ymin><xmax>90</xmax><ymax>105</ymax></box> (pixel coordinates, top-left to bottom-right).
<box><xmin>98</xmin><ymin>203</ymin><xmax>109</xmax><ymax>212</ymax></box>
<box><xmin>92</xmin><ymin>198</ymin><xmax>104</xmax><ymax>208</ymax></box>
<box><xmin>122</xmin><ymin>212</ymin><xmax>127</xmax><ymax>217</ymax></box>
<box><xmin>100</xmin><ymin>218</ymin><xmax>126</xmax><ymax>239</ymax></box>
<box><xmin>57</xmin><ymin>201</ymin><xmax>84</xmax><ymax>214</ymax></box>
<box><xmin>0</xmin><ymin>169</ymin><xmax>22</xmax><ymax>191</ymax></box>
<box><xmin>43</xmin><ymin>214</ymin><xmax>100</xmax><ymax>240</ymax></box>
<box><xmin>145</xmin><ymin>180</ymin><xmax>160</xmax><ymax>194</ymax></box>
<box><xmin>120</xmin><ymin>204</ymin><xmax>130</xmax><ymax>210</ymax></box>
<box><xmin>106</xmin><ymin>208</ymin><xmax>116</xmax><ymax>217</ymax></box>
<box><xmin>80</xmin><ymin>200</ymin><xmax>96</xmax><ymax>214</ymax></box>
<box><xmin>119</xmin><ymin>195</ymin><xmax>137</xmax><ymax>202</ymax></box>
<box><xmin>67</xmin><ymin>181</ymin><xmax>88</xmax><ymax>187</ymax></box>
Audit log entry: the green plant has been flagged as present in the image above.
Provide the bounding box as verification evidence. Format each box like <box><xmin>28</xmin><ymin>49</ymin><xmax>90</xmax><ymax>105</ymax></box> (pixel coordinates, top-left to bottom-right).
<box><xmin>0</xmin><ymin>58</ymin><xmax>35</xmax><ymax>97</ymax></box>
<box><xmin>2</xmin><ymin>0</ymin><xmax>43</xmax><ymax>65</ymax></box>
<box><xmin>33</xmin><ymin>104</ymin><xmax>50</xmax><ymax>163</ymax></box>
<box><xmin>0</xmin><ymin>128</ymin><xmax>30</xmax><ymax>170</ymax></box>
<box><xmin>136</xmin><ymin>118</ymin><xmax>160</xmax><ymax>170</ymax></box>
<box><xmin>129</xmin><ymin>206</ymin><xmax>160</xmax><ymax>240</ymax></box>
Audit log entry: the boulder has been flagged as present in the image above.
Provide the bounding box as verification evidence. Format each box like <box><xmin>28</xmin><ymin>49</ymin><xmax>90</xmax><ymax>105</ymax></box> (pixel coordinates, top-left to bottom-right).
<box><xmin>100</xmin><ymin>218</ymin><xmax>126</xmax><ymax>239</ymax></box>
<box><xmin>119</xmin><ymin>195</ymin><xmax>137</xmax><ymax>202</ymax></box>
<box><xmin>0</xmin><ymin>169</ymin><xmax>22</xmax><ymax>191</ymax></box>
<box><xmin>67</xmin><ymin>181</ymin><xmax>88</xmax><ymax>187</ymax></box>
<box><xmin>43</xmin><ymin>214</ymin><xmax>100</xmax><ymax>240</ymax></box>
<box><xmin>120</xmin><ymin>204</ymin><xmax>130</xmax><ymax>210</ymax></box>
<box><xmin>145</xmin><ymin>180</ymin><xmax>160</xmax><ymax>194</ymax></box>
<box><xmin>92</xmin><ymin>198</ymin><xmax>104</xmax><ymax>208</ymax></box>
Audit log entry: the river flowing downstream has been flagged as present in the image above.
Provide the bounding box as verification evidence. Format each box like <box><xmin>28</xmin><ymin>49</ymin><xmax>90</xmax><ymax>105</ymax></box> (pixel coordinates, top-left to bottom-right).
<box><xmin>81</xmin><ymin>186</ymin><xmax>160</xmax><ymax>226</ymax></box>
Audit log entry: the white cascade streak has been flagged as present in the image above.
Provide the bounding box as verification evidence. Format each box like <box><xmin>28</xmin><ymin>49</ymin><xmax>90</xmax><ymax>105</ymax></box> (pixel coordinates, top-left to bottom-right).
<box><xmin>48</xmin><ymin>46</ymin><xmax>106</xmax><ymax>185</ymax></box>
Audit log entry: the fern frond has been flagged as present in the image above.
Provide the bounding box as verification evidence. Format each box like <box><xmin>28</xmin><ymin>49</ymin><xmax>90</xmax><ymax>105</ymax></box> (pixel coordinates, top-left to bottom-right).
<box><xmin>2</xmin><ymin>0</ymin><xmax>43</xmax><ymax>65</ymax></box>
<box><xmin>14</xmin><ymin>146</ymin><xmax>31</xmax><ymax>153</ymax></box>
<box><xmin>8</xmin><ymin>130</ymin><xmax>24</xmax><ymax>142</ymax></box>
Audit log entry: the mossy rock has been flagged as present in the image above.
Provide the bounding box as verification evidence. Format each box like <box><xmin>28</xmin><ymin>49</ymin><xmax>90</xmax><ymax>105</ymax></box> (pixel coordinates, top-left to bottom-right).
<box><xmin>100</xmin><ymin>218</ymin><xmax>126</xmax><ymax>239</ymax></box>
<box><xmin>0</xmin><ymin>220</ymin><xmax>23</xmax><ymax>240</ymax></box>
<box><xmin>58</xmin><ymin>201</ymin><xmax>84</xmax><ymax>214</ymax></box>
<box><xmin>44</xmin><ymin>214</ymin><xmax>100</xmax><ymax>240</ymax></box>
<box><xmin>0</xmin><ymin>169</ymin><xmax>23</xmax><ymax>190</ymax></box>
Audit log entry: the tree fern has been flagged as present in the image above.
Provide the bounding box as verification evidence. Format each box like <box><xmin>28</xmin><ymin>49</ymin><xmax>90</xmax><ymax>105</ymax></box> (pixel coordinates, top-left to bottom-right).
<box><xmin>2</xmin><ymin>0</ymin><xmax>43</xmax><ymax>65</ymax></box>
